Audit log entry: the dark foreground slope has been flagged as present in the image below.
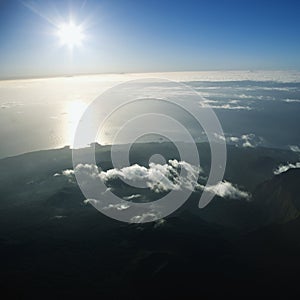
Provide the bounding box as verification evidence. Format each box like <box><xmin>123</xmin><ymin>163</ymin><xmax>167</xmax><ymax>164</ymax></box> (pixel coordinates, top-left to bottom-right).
<box><xmin>0</xmin><ymin>144</ymin><xmax>299</xmax><ymax>298</ymax></box>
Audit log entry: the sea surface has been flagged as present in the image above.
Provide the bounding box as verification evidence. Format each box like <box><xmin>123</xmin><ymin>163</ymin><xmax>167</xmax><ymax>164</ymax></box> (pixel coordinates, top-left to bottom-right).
<box><xmin>0</xmin><ymin>70</ymin><xmax>300</xmax><ymax>159</ymax></box>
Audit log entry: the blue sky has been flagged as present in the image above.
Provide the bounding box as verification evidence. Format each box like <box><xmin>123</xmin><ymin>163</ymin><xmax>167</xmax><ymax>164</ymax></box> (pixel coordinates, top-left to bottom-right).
<box><xmin>0</xmin><ymin>0</ymin><xmax>300</xmax><ymax>78</ymax></box>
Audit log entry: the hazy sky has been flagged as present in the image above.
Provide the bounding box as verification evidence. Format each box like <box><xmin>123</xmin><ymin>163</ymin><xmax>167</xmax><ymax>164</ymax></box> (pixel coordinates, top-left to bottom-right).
<box><xmin>0</xmin><ymin>0</ymin><xmax>300</xmax><ymax>78</ymax></box>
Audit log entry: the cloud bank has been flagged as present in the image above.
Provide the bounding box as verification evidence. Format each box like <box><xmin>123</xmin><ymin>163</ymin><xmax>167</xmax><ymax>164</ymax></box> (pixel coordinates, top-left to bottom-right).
<box><xmin>61</xmin><ymin>160</ymin><xmax>250</xmax><ymax>201</ymax></box>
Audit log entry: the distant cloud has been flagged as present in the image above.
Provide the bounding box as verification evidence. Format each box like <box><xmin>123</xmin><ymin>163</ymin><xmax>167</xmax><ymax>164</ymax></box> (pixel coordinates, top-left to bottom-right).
<box><xmin>103</xmin><ymin>203</ymin><xmax>131</xmax><ymax>211</ymax></box>
<box><xmin>229</xmin><ymin>136</ymin><xmax>239</xmax><ymax>143</ymax></box>
<box><xmin>196</xmin><ymin>181</ymin><xmax>251</xmax><ymax>201</ymax></box>
<box><xmin>226</xmin><ymin>133</ymin><xmax>261</xmax><ymax>148</ymax></box>
<box><xmin>0</xmin><ymin>102</ymin><xmax>23</xmax><ymax>109</ymax></box>
<box><xmin>201</xmin><ymin>101</ymin><xmax>252</xmax><ymax>110</ymax></box>
<box><xmin>234</xmin><ymin>94</ymin><xmax>250</xmax><ymax>99</ymax></box>
<box><xmin>241</xmin><ymin>134</ymin><xmax>255</xmax><ymax>148</ymax></box>
<box><xmin>213</xmin><ymin>133</ymin><xmax>226</xmax><ymax>142</ymax></box>
<box><xmin>283</xmin><ymin>99</ymin><xmax>300</xmax><ymax>103</ymax></box>
<box><xmin>289</xmin><ymin>145</ymin><xmax>300</xmax><ymax>153</ymax></box>
<box><xmin>274</xmin><ymin>162</ymin><xmax>300</xmax><ymax>175</ymax></box>
<box><xmin>62</xmin><ymin>169</ymin><xmax>74</xmax><ymax>176</ymax></box>
<box><xmin>130</xmin><ymin>212</ymin><xmax>161</xmax><ymax>223</ymax></box>
<box><xmin>123</xmin><ymin>194</ymin><xmax>141</xmax><ymax>200</ymax></box>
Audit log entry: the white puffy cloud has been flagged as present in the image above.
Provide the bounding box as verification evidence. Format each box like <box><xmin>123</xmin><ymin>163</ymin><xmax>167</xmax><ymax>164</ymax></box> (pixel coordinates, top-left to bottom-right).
<box><xmin>95</xmin><ymin>160</ymin><xmax>202</xmax><ymax>193</ymax></box>
<box><xmin>226</xmin><ymin>133</ymin><xmax>261</xmax><ymax>148</ymax></box>
<box><xmin>274</xmin><ymin>162</ymin><xmax>300</xmax><ymax>175</ymax></box>
<box><xmin>62</xmin><ymin>160</ymin><xmax>250</xmax><ymax>201</ymax></box>
<box><xmin>83</xmin><ymin>199</ymin><xmax>97</xmax><ymax>205</ymax></box>
<box><xmin>213</xmin><ymin>133</ymin><xmax>226</xmax><ymax>142</ymax></box>
<box><xmin>130</xmin><ymin>212</ymin><xmax>160</xmax><ymax>223</ymax></box>
<box><xmin>229</xmin><ymin>136</ymin><xmax>239</xmax><ymax>143</ymax></box>
<box><xmin>62</xmin><ymin>169</ymin><xmax>75</xmax><ymax>176</ymax></box>
<box><xmin>196</xmin><ymin>181</ymin><xmax>250</xmax><ymax>201</ymax></box>
<box><xmin>61</xmin><ymin>160</ymin><xmax>199</xmax><ymax>193</ymax></box>
<box><xmin>241</xmin><ymin>134</ymin><xmax>255</xmax><ymax>148</ymax></box>
<box><xmin>242</xmin><ymin>140</ymin><xmax>254</xmax><ymax>148</ymax></box>
<box><xmin>289</xmin><ymin>145</ymin><xmax>300</xmax><ymax>153</ymax></box>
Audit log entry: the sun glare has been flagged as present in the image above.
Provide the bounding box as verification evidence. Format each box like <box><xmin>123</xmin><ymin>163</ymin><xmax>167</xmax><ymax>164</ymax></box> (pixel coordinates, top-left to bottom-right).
<box><xmin>67</xmin><ymin>100</ymin><xmax>87</xmax><ymax>145</ymax></box>
<box><xmin>57</xmin><ymin>22</ymin><xmax>84</xmax><ymax>48</ymax></box>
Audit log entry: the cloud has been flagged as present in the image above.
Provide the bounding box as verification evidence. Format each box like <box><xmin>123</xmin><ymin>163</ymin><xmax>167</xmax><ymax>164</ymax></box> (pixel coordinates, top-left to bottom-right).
<box><xmin>242</xmin><ymin>140</ymin><xmax>254</xmax><ymax>148</ymax></box>
<box><xmin>62</xmin><ymin>169</ymin><xmax>75</xmax><ymax>176</ymax></box>
<box><xmin>283</xmin><ymin>99</ymin><xmax>300</xmax><ymax>103</ymax></box>
<box><xmin>196</xmin><ymin>181</ymin><xmax>251</xmax><ymax>201</ymax></box>
<box><xmin>61</xmin><ymin>160</ymin><xmax>201</xmax><ymax>193</ymax></box>
<box><xmin>274</xmin><ymin>162</ymin><xmax>300</xmax><ymax>175</ymax></box>
<box><xmin>289</xmin><ymin>145</ymin><xmax>300</xmax><ymax>153</ymax></box>
<box><xmin>241</xmin><ymin>134</ymin><xmax>255</xmax><ymax>148</ymax></box>
<box><xmin>213</xmin><ymin>133</ymin><xmax>226</xmax><ymax>142</ymax></box>
<box><xmin>229</xmin><ymin>136</ymin><xmax>239</xmax><ymax>143</ymax></box>
<box><xmin>61</xmin><ymin>169</ymin><xmax>76</xmax><ymax>183</ymax></box>
<box><xmin>154</xmin><ymin>218</ymin><xmax>166</xmax><ymax>228</ymax></box>
<box><xmin>130</xmin><ymin>212</ymin><xmax>161</xmax><ymax>223</ymax></box>
<box><xmin>233</xmin><ymin>94</ymin><xmax>250</xmax><ymax>99</ymax></box>
<box><xmin>201</xmin><ymin>101</ymin><xmax>252</xmax><ymax>110</ymax></box>
<box><xmin>63</xmin><ymin>160</ymin><xmax>249</xmax><ymax>202</ymax></box>
<box><xmin>123</xmin><ymin>194</ymin><xmax>141</xmax><ymax>200</ymax></box>
<box><xmin>83</xmin><ymin>199</ymin><xmax>98</xmax><ymax>205</ymax></box>
<box><xmin>94</xmin><ymin>160</ymin><xmax>202</xmax><ymax>193</ymax></box>
<box><xmin>226</xmin><ymin>133</ymin><xmax>261</xmax><ymax>148</ymax></box>
<box><xmin>228</xmin><ymin>100</ymin><xmax>240</xmax><ymax>104</ymax></box>
<box><xmin>103</xmin><ymin>203</ymin><xmax>131</xmax><ymax>211</ymax></box>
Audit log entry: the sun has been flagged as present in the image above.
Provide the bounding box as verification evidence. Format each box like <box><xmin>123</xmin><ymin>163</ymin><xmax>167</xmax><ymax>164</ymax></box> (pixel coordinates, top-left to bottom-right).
<box><xmin>57</xmin><ymin>21</ymin><xmax>84</xmax><ymax>48</ymax></box>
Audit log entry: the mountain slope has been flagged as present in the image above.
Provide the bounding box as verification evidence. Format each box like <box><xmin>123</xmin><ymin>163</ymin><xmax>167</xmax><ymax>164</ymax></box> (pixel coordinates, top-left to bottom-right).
<box><xmin>253</xmin><ymin>168</ymin><xmax>300</xmax><ymax>225</ymax></box>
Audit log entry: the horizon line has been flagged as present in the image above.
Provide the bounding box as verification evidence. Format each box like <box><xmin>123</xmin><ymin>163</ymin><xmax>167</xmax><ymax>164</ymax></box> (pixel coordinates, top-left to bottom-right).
<box><xmin>1</xmin><ymin>68</ymin><xmax>299</xmax><ymax>82</ymax></box>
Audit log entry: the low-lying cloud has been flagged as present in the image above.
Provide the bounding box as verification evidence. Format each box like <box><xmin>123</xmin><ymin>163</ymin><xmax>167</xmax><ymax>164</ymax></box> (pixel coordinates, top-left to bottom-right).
<box><xmin>227</xmin><ymin>133</ymin><xmax>262</xmax><ymax>148</ymax></box>
<box><xmin>289</xmin><ymin>145</ymin><xmax>300</xmax><ymax>153</ymax></box>
<box><xmin>201</xmin><ymin>100</ymin><xmax>252</xmax><ymax>110</ymax></box>
<box><xmin>61</xmin><ymin>160</ymin><xmax>250</xmax><ymax>201</ymax></box>
<box><xmin>274</xmin><ymin>162</ymin><xmax>300</xmax><ymax>175</ymax></box>
<box><xmin>197</xmin><ymin>181</ymin><xmax>250</xmax><ymax>200</ymax></box>
<box><xmin>72</xmin><ymin>159</ymin><xmax>201</xmax><ymax>193</ymax></box>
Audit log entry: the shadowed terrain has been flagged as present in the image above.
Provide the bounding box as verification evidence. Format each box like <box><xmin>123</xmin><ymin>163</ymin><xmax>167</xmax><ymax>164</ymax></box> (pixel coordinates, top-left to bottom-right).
<box><xmin>0</xmin><ymin>143</ymin><xmax>300</xmax><ymax>298</ymax></box>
